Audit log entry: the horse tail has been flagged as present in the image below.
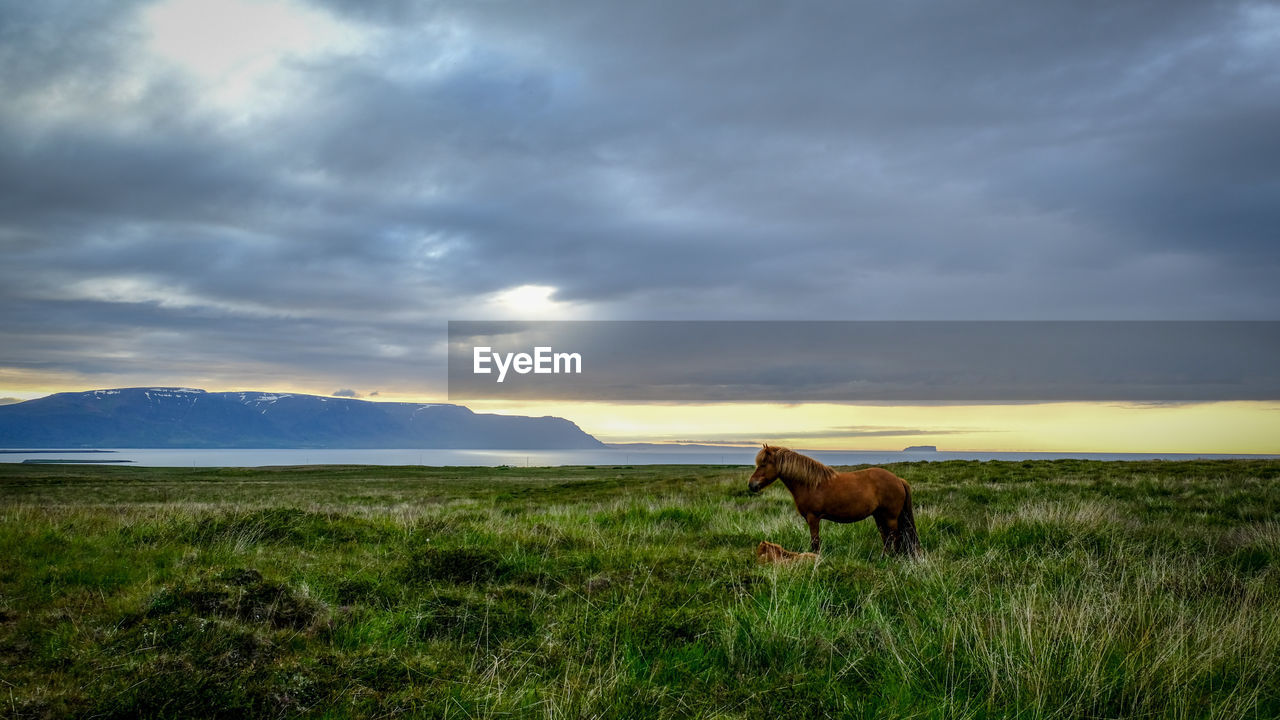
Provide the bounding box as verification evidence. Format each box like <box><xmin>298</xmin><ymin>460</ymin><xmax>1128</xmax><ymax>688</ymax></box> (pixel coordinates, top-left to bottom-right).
<box><xmin>897</xmin><ymin>481</ymin><xmax>922</xmax><ymax>557</ymax></box>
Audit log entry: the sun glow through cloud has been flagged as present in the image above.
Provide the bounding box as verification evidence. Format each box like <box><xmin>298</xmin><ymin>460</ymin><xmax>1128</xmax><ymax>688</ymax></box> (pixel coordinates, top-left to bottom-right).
<box><xmin>139</xmin><ymin>0</ymin><xmax>366</xmax><ymax>117</ymax></box>
<box><xmin>483</xmin><ymin>285</ymin><xmax>586</xmax><ymax>320</ymax></box>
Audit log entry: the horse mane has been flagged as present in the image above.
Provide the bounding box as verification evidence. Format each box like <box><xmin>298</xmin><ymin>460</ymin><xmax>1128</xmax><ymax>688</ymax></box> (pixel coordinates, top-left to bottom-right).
<box><xmin>773</xmin><ymin>447</ymin><xmax>837</xmax><ymax>487</ymax></box>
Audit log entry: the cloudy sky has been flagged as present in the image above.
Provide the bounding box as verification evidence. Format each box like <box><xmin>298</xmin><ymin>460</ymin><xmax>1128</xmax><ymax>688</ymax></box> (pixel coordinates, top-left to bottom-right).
<box><xmin>2</xmin><ymin>1</ymin><xmax>1278</xmax><ymax>449</ymax></box>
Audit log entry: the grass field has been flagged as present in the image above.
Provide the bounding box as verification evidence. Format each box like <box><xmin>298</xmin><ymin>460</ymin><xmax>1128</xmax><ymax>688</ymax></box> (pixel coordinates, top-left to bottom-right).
<box><xmin>2</xmin><ymin>460</ymin><xmax>1278</xmax><ymax>718</ymax></box>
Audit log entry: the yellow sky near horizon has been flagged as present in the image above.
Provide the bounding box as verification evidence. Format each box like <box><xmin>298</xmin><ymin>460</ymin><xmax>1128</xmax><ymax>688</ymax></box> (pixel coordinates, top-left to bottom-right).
<box><xmin>458</xmin><ymin>399</ymin><xmax>1280</xmax><ymax>454</ymax></box>
<box><xmin>3</xmin><ymin>371</ymin><xmax>1277</xmax><ymax>453</ymax></box>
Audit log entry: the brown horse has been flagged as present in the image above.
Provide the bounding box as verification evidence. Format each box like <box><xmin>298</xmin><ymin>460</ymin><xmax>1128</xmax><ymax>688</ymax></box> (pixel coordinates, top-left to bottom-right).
<box><xmin>748</xmin><ymin>445</ymin><xmax>921</xmax><ymax>556</ymax></box>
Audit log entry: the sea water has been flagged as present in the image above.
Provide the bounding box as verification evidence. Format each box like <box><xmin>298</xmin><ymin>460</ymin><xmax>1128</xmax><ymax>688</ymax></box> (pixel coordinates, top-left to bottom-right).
<box><xmin>1</xmin><ymin>448</ymin><xmax>1275</xmax><ymax>467</ymax></box>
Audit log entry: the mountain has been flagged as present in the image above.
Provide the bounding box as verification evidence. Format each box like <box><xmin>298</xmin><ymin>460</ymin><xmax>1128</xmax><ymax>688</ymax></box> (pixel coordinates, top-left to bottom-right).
<box><xmin>0</xmin><ymin>388</ymin><xmax>604</xmax><ymax>449</ymax></box>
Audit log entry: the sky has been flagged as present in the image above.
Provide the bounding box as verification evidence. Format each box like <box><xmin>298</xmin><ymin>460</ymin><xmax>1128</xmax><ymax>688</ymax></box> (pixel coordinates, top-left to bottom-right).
<box><xmin>2</xmin><ymin>0</ymin><xmax>1278</xmax><ymax>451</ymax></box>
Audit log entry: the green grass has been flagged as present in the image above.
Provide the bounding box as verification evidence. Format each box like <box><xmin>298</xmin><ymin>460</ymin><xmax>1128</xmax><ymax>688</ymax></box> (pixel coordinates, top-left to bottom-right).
<box><xmin>1</xmin><ymin>460</ymin><xmax>1278</xmax><ymax>718</ymax></box>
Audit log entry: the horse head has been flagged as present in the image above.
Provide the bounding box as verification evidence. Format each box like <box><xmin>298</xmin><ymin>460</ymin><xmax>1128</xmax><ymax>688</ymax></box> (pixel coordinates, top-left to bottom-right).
<box><xmin>748</xmin><ymin>443</ymin><xmax>782</xmax><ymax>493</ymax></box>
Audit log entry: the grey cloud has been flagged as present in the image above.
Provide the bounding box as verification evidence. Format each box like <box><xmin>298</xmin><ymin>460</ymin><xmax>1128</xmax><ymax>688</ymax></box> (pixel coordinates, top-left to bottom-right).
<box><xmin>678</xmin><ymin>427</ymin><xmax>982</xmax><ymax>445</ymax></box>
<box><xmin>332</xmin><ymin>388</ymin><xmax>360</xmax><ymax>397</ymax></box>
<box><xmin>0</xmin><ymin>1</ymin><xmax>146</xmax><ymax>98</ymax></box>
<box><xmin>1</xmin><ymin>1</ymin><xmax>1278</xmax><ymax>393</ymax></box>
<box><xmin>790</xmin><ymin>428</ymin><xmax>980</xmax><ymax>439</ymax></box>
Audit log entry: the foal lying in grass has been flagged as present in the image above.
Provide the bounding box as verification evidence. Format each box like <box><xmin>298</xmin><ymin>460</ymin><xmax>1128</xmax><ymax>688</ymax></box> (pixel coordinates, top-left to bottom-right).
<box><xmin>756</xmin><ymin>540</ymin><xmax>819</xmax><ymax>564</ymax></box>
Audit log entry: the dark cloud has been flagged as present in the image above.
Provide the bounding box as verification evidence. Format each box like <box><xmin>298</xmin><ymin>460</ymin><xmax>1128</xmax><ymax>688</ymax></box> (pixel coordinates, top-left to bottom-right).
<box><xmin>332</xmin><ymin>388</ymin><xmax>360</xmax><ymax>397</ymax></box>
<box><xmin>677</xmin><ymin>427</ymin><xmax>982</xmax><ymax>445</ymax></box>
<box><xmin>1</xmin><ymin>0</ymin><xmax>1278</xmax><ymax>393</ymax></box>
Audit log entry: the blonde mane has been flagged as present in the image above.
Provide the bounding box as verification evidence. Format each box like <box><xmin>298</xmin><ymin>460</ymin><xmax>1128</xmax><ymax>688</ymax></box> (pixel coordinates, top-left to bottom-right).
<box><xmin>771</xmin><ymin>447</ymin><xmax>838</xmax><ymax>487</ymax></box>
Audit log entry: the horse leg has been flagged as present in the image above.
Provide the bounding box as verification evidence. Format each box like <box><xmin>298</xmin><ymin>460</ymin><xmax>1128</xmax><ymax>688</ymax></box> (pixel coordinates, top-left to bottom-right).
<box><xmin>885</xmin><ymin>516</ymin><xmax>901</xmax><ymax>554</ymax></box>
<box><xmin>874</xmin><ymin>513</ymin><xmax>900</xmax><ymax>555</ymax></box>
<box><xmin>806</xmin><ymin>515</ymin><xmax>821</xmax><ymax>553</ymax></box>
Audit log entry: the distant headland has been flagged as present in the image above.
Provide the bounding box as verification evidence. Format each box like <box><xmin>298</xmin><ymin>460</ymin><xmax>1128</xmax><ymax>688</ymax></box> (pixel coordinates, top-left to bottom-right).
<box><xmin>0</xmin><ymin>387</ymin><xmax>604</xmax><ymax>449</ymax></box>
